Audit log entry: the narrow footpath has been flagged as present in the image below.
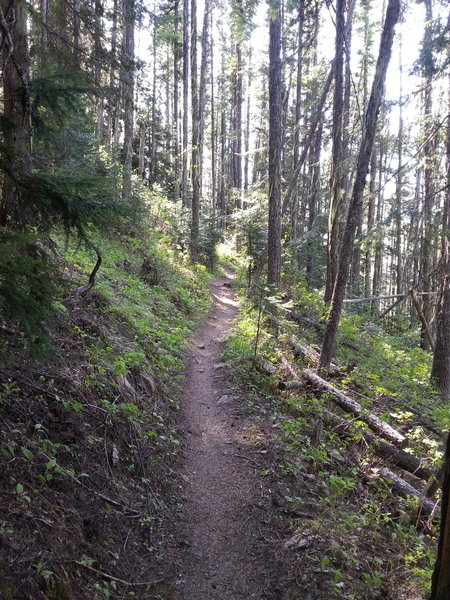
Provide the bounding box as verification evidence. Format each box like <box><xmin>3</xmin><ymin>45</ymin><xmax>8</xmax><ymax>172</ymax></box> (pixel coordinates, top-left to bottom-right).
<box><xmin>173</xmin><ymin>271</ymin><xmax>282</xmax><ymax>600</ymax></box>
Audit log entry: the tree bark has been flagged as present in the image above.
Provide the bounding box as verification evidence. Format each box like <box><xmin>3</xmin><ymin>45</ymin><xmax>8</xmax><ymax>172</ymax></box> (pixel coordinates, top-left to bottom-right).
<box><xmin>173</xmin><ymin>0</ymin><xmax>181</xmax><ymax>203</ymax></box>
<box><xmin>0</xmin><ymin>0</ymin><xmax>32</xmax><ymax>227</ymax></box>
<box><xmin>319</xmin><ymin>0</ymin><xmax>400</xmax><ymax>369</ymax></box>
<box><xmin>301</xmin><ymin>368</ymin><xmax>406</xmax><ymax>446</ymax></box>
<box><xmin>324</xmin><ymin>0</ymin><xmax>345</xmax><ymax>303</ymax></box>
<box><xmin>380</xmin><ymin>468</ymin><xmax>440</xmax><ymax>519</ymax></box>
<box><xmin>231</xmin><ymin>0</ymin><xmax>244</xmax><ymax>208</ymax></box>
<box><xmin>121</xmin><ymin>0</ymin><xmax>135</xmax><ymax>201</ymax></box>
<box><xmin>420</xmin><ymin>0</ymin><xmax>436</xmax><ymax>351</ymax></box>
<box><xmin>190</xmin><ymin>0</ymin><xmax>200</xmax><ymax>260</ymax></box>
<box><xmin>182</xmin><ymin>0</ymin><xmax>189</xmax><ymax>208</ymax></box>
<box><xmin>429</xmin><ymin>63</ymin><xmax>450</xmax><ymax>600</ymax></box>
<box><xmin>267</xmin><ymin>0</ymin><xmax>282</xmax><ymax>288</ymax></box>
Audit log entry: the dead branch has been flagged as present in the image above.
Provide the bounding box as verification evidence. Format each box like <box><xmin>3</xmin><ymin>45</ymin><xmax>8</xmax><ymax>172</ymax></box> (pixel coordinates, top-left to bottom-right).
<box><xmin>380</xmin><ymin>468</ymin><xmax>440</xmax><ymax>518</ymax></box>
<box><xmin>327</xmin><ymin>413</ymin><xmax>432</xmax><ymax>481</ymax></box>
<box><xmin>77</xmin><ymin>252</ymin><xmax>102</xmax><ymax>297</ymax></box>
<box><xmin>75</xmin><ymin>561</ymin><xmax>166</xmax><ymax>588</ymax></box>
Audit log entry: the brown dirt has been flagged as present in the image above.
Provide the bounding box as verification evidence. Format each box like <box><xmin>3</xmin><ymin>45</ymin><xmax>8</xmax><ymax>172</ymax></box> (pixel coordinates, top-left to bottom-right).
<box><xmin>172</xmin><ymin>271</ymin><xmax>283</xmax><ymax>600</ymax></box>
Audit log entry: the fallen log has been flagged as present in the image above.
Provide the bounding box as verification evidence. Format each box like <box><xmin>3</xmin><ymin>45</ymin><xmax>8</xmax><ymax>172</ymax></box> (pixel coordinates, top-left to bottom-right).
<box><xmin>328</xmin><ymin>414</ymin><xmax>432</xmax><ymax>481</ymax></box>
<box><xmin>288</xmin><ymin>338</ymin><xmax>339</xmax><ymax>371</ymax></box>
<box><xmin>380</xmin><ymin>468</ymin><xmax>440</xmax><ymax>518</ymax></box>
<box><xmin>301</xmin><ymin>368</ymin><xmax>406</xmax><ymax>446</ymax></box>
<box><xmin>278</xmin><ymin>380</ymin><xmax>305</xmax><ymax>391</ymax></box>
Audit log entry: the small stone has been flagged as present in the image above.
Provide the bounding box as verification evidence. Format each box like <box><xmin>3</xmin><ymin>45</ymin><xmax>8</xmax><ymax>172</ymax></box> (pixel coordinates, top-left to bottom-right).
<box><xmin>217</xmin><ymin>394</ymin><xmax>239</xmax><ymax>405</ymax></box>
<box><xmin>214</xmin><ymin>362</ymin><xmax>226</xmax><ymax>369</ymax></box>
<box><xmin>283</xmin><ymin>534</ymin><xmax>309</xmax><ymax>551</ymax></box>
<box><xmin>197</xmin><ymin>344</ymin><xmax>206</xmax><ymax>349</ymax></box>
<box><xmin>112</xmin><ymin>444</ymin><xmax>119</xmax><ymax>465</ymax></box>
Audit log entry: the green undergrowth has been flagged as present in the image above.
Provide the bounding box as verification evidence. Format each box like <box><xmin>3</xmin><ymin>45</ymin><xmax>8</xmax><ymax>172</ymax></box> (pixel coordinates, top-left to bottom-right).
<box><xmin>0</xmin><ymin>221</ymin><xmax>211</xmax><ymax>598</ymax></box>
<box><xmin>222</xmin><ymin>272</ymin><xmax>439</xmax><ymax>599</ymax></box>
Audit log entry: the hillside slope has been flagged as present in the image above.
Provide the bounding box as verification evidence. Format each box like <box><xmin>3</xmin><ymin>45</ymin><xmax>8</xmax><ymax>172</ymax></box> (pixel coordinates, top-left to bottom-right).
<box><xmin>0</xmin><ymin>224</ymin><xmax>210</xmax><ymax>599</ymax></box>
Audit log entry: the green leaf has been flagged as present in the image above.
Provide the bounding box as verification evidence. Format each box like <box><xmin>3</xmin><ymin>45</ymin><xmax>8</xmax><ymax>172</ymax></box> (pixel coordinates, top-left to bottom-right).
<box><xmin>46</xmin><ymin>458</ymin><xmax>57</xmax><ymax>469</ymax></box>
<box><xmin>16</xmin><ymin>483</ymin><xmax>24</xmax><ymax>494</ymax></box>
<box><xmin>21</xmin><ymin>447</ymin><xmax>33</xmax><ymax>461</ymax></box>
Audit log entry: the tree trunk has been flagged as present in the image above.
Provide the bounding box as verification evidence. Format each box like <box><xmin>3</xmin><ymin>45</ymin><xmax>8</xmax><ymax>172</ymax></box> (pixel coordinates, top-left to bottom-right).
<box><xmin>210</xmin><ymin>7</ymin><xmax>216</xmax><ymax>215</ymax></box>
<box><xmin>121</xmin><ymin>0</ymin><xmax>135</xmax><ymax>201</ymax></box>
<box><xmin>182</xmin><ymin>0</ymin><xmax>189</xmax><ymax>208</ymax></box>
<box><xmin>0</xmin><ymin>0</ymin><xmax>32</xmax><ymax>227</ymax></box>
<box><xmin>364</xmin><ymin>151</ymin><xmax>377</xmax><ymax>298</ymax></box>
<box><xmin>395</xmin><ymin>33</ymin><xmax>404</xmax><ymax>296</ymax></box>
<box><xmin>324</xmin><ymin>0</ymin><xmax>345</xmax><ymax>304</ymax></box>
<box><xmin>173</xmin><ymin>0</ymin><xmax>180</xmax><ymax>203</ymax></box>
<box><xmin>267</xmin><ymin>0</ymin><xmax>282</xmax><ymax>288</ymax></box>
<box><xmin>231</xmin><ymin>0</ymin><xmax>244</xmax><ymax>209</ymax></box>
<box><xmin>291</xmin><ymin>0</ymin><xmax>304</xmax><ymax>248</ymax></box>
<box><xmin>319</xmin><ymin>0</ymin><xmax>400</xmax><ymax>369</ymax></box>
<box><xmin>420</xmin><ymin>0</ymin><xmax>435</xmax><ymax>350</ymax></box>
<box><xmin>73</xmin><ymin>0</ymin><xmax>81</xmax><ymax>65</ymax></box>
<box><xmin>190</xmin><ymin>0</ymin><xmax>200</xmax><ymax>260</ymax></box>
<box><xmin>106</xmin><ymin>0</ymin><xmax>118</xmax><ymax>148</ymax></box>
<box><xmin>41</xmin><ymin>0</ymin><xmax>48</xmax><ymax>45</ymax></box>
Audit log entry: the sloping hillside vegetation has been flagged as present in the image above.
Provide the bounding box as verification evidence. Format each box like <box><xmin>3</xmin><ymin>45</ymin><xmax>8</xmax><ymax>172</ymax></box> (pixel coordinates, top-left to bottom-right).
<box><xmin>221</xmin><ymin>266</ymin><xmax>444</xmax><ymax>600</ymax></box>
<box><xmin>0</xmin><ymin>202</ymin><xmax>210</xmax><ymax>599</ymax></box>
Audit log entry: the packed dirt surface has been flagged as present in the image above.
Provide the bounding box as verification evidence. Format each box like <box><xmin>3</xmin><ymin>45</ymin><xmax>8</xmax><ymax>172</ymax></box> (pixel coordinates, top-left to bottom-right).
<box><xmin>173</xmin><ymin>271</ymin><xmax>283</xmax><ymax>600</ymax></box>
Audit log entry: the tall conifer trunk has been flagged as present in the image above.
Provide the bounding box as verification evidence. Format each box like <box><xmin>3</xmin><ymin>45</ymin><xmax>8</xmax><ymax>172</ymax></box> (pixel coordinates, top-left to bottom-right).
<box><xmin>182</xmin><ymin>0</ymin><xmax>189</xmax><ymax>208</ymax></box>
<box><xmin>0</xmin><ymin>0</ymin><xmax>32</xmax><ymax>227</ymax></box>
<box><xmin>324</xmin><ymin>0</ymin><xmax>345</xmax><ymax>303</ymax></box>
<box><xmin>190</xmin><ymin>0</ymin><xmax>200</xmax><ymax>260</ymax></box>
<box><xmin>319</xmin><ymin>0</ymin><xmax>400</xmax><ymax>369</ymax></box>
<box><xmin>267</xmin><ymin>0</ymin><xmax>282</xmax><ymax>288</ymax></box>
<box><xmin>121</xmin><ymin>0</ymin><xmax>135</xmax><ymax>201</ymax></box>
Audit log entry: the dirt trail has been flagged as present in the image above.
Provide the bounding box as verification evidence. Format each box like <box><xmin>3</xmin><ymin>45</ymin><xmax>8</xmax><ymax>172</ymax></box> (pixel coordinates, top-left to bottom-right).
<box><xmin>174</xmin><ymin>271</ymin><xmax>281</xmax><ymax>600</ymax></box>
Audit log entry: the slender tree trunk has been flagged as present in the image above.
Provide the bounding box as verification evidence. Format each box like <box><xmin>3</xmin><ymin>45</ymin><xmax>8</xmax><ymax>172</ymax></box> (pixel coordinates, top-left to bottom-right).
<box><xmin>420</xmin><ymin>0</ymin><xmax>435</xmax><ymax>349</ymax></box>
<box><xmin>149</xmin><ymin>32</ymin><xmax>157</xmax><ymax>185</ymax></box>
<box><xmin>372</xmin><ymin>145</ymin><xmax>387</xmax><ymax>310</ymax></box>
<box><xmin>182</xmin><ymin>0</ymin><xmax>189</xmax><ymax>207</ymax></box>
<box><xmin>0</xmin><ymin>0</ymin><xmax>32</xmax><ymax>227</ymax></box>
<box><xmin>306</xmin><ymin>122</ymin><xmax>323</xmax><ymax>285</ymax></box>
<box><xmin>231</xmin><ymin>0</ymin><xmax>244</xmax><ymax>209</ymax></box>
<box><xmin>190</xmin><ymin>0</ymin><xmax>200</xmax><ymax>260</ymax></box>
<box><xmin>394</xmin><ymin>33</ymin><xmax>404</xmax><ymax>296</ymax></box>
<box><xmin>244</xmin><ymin>49</ymin><xmax>252</xmax><ymax>194</ymax></box>
<box><xmin>41</xmin><ymin>0</ymin><xmax>48</xmax><ymax>45</ymax></box>
<box><xmin>430</xmin><ymin>73</ymin><xmax>450</xmax><ymax>598</ymax></box>
<box><xmin>430</xmin><ymin>433</ymin><xmax>450</xmax><ymax>600</ymax></box>
<box><xmin>73</xmin><ymin>0</ymin><xmax>81</xmax><ymax>65</ymax></box>
<box><xmin>106</xmin><ymin>0</ymin><xmax>118</xmax><ymax>148</ymax></box>
<box><xmin>319</xmin><ymin>0</ymin><xmax>400</xmax><ymax>370</ymax></box>
<box><xmin>94</xmin><ymin>0</ymin><xmax>104</xmax><ymax>140</ymax></box>
<box><xmin>121</xmin><ymin>0</ymin><xmax>135</xmax><ymax>201</ymax></box>
<box><xmin>431</xmin><ymin>67</ymin><xmax>450</xmax><ymax>403</ymax></box>
<box><xmin>210</xmin><ymin>7</ymin><xmax>216</xmax><ymax>215</ymax></box>
<box><xmin>324</xmin><ymin>0</ymin><xmax>345</xmax><ymax>303</ymax></box>
<box><xmin>138</xmin><ymin>121</ymin><xmax>146</xmax><ymax>179</ymax></box>
<box><xmin>267</xmin><ymin>0</ymin><xmax>282</xmax><ymax>288</ymax></box>
<box><xmin>364</xmin><ymin>151</ymin><xmax>377</xmax><ymax>297</ymax></box>
<box><xmin>291</xmin><ymin>0</ymin><xmax>304</xmax><ymax>255</ymax></box>
<box><xmin>173</xmin><ymin>0</ymin><xmax>180</xmax><ymax>203</ymax></box>
<box><xmin>219</xmin><ymin>107</ymin><xmax>227</xmax><ymax>227</ymax></box>
<box><xmin>198</xmin><ymin>0</ymin><xmax>210</xmax><ymax>189</ymax></box>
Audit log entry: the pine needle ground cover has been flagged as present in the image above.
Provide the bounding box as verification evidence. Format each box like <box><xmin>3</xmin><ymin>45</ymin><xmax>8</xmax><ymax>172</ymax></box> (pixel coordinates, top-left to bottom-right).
<box><xmin>0</xmin><ymin>225</ymin><xmax>210</xmax><ymax>599</ymax></box>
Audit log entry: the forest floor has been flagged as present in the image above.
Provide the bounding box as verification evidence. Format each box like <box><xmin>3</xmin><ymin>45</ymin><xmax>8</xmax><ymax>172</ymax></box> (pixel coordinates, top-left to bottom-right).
<box><xmin>169</xmin><ymin>270</ymin><xmax>284</xmax><ymax>600</ymax></box>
